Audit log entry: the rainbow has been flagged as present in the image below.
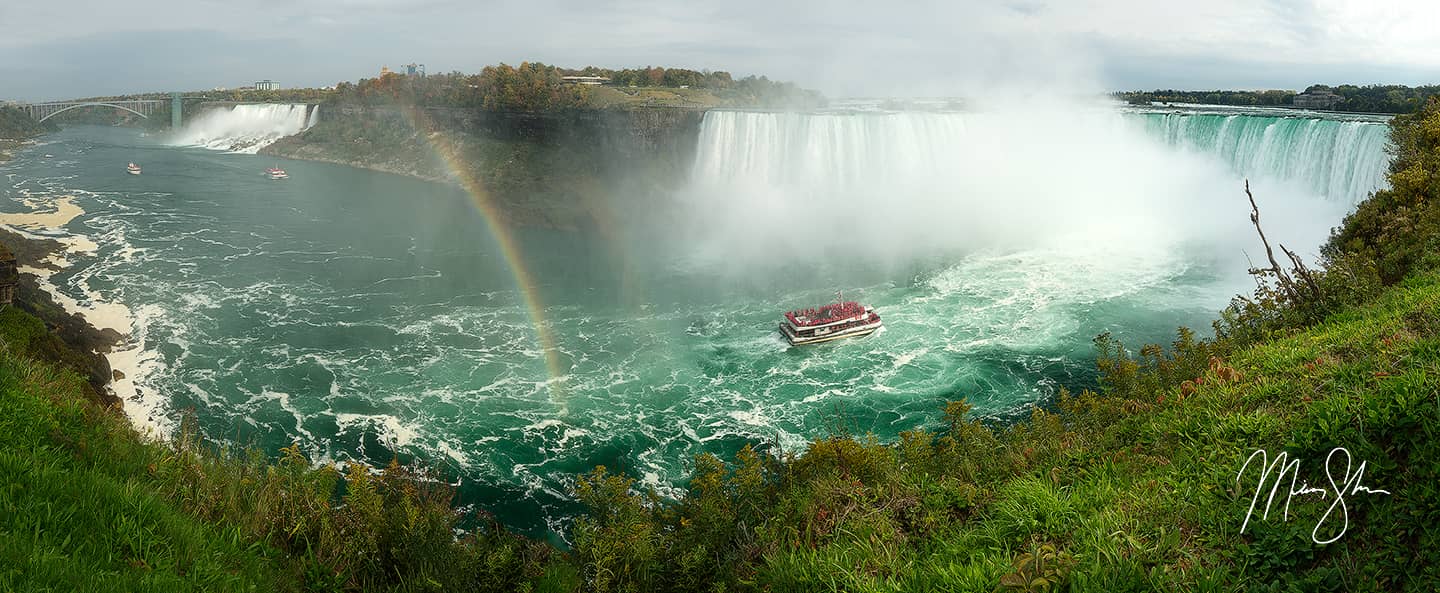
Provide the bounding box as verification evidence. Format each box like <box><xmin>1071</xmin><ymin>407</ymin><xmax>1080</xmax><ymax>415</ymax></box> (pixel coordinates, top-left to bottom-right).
<box><xmin>400</xmin><ymin>107</ymin><xmax>569</xmax><ymax>396</ymax></box>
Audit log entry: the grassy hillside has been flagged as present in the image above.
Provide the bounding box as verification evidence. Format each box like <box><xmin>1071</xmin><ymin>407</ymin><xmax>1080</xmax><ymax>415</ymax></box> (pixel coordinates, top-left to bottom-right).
<box><xmin>582</xmin><ymin>86</ymin><xmax>725</xmax><ymax>109</ymax></box>
<box><xmin>576</xmin><ymin>85</ymin><xmax>818</xmax><ymax>110</ymax></box>
<box><xmin>0</xmin><ymin>345</ymin><xmax>286</xmax><ymax>591</ymax></box>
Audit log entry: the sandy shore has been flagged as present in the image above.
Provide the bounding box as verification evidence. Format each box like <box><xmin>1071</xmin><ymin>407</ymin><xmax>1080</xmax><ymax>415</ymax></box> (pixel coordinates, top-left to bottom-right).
<box><xmin>0</xmin><ymin>195</ymin><xmax>86</xmax><ymax>229</ymax></box>
<box><xmin>0</xmin><ymin>197</ymin><xmax>99</xmax><ymax>263</ymax></box>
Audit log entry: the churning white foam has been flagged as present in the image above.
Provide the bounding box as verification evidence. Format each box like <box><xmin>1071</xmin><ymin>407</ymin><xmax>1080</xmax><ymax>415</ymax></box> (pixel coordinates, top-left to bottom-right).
<box><xmin>170</xmin><ymin>104</ymin><xmax>316</xmax><ymax>154</ymax></box>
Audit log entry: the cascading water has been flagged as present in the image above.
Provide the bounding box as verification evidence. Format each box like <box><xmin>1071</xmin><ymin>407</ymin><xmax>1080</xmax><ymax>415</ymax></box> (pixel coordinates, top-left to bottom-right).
<box><xmin>691</xmin><ymin>111</ymin><xmax>973</xmax><ymax>189</ymax></box>
<box><xmin>691</xmin><ymin>108</ymin><xmax>1390</xmax><ymax>207</ymax></box>
<box><xmin>306</xmin><ymin>104</ymin><xmax>321</xmax><ymax>129</ymax></box>
<box><xmin>1137</xmin><ymin>111</ymin><xmax>1391</xmax><ymax>203</ymax></box>
<box><xmin>171</xmin><ymin>103</ymin><xmax>316</xmax><ymax>154</ymax></box>
<box><xmin>682</xmin><ymin>108</ymin><xmax>1380</xmax><ymax>268</ymax></box>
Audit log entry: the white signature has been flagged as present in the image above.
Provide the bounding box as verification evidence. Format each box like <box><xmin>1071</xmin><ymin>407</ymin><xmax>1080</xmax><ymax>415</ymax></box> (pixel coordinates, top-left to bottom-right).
<box><xmin>1236</xmin><ymin>447</ymin><xmax>1391</xmax><ymax>544</ymax></box>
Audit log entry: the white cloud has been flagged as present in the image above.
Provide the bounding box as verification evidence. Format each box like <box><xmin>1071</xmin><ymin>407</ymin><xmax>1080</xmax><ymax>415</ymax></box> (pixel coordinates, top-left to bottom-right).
<box><xmin>1307</xmin><ymin>0</ymin><xmax>1440</xmax><ymax>65</ymax></box>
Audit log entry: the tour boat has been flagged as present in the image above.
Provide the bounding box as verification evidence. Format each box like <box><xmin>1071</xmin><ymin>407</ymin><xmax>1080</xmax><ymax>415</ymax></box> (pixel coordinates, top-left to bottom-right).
<box><xmin>266</xmin><ymin>167</ymin><xmax>288</xmax><ymax>180</ymax></box>
<box><xmin>126</xmin><ymin>162</ymin><xmax>141</xmax><ymax>175</ymax></box>
<box><xmin>779</xmin><ymin>297</ymin><xmax>883</xmax><ymax>346</ymax></box>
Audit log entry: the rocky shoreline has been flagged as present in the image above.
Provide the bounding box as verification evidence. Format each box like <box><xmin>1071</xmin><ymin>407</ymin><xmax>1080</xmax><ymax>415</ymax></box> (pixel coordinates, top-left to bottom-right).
<box><xmin>260</xmin><ymin>139</ymin><xmax>452</xmax><ymax>184</ymax></box>
<box><xmin>0</xmin><ymin>139</ymin><xmax>33</xmax><ymax>162</ymax></box>
<box><xmin>1</xmin><ymin>227</ymin><xmax>125</xmax><ymax>407</ymax></box>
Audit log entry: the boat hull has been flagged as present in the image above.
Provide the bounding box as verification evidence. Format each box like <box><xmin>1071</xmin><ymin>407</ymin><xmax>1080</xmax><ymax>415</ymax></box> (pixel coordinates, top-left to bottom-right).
<box><xmin>780</xmin><ymin>320</ymin><xmax>882</xmax><ymax>346</ymax></box>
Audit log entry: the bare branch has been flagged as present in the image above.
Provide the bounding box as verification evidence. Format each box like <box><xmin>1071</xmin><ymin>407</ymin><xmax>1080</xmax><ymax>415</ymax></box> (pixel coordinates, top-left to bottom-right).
<box><xmin>1241</xmin><ymin>250</ymin><xmax>1267</xmax><ymax>292</ymax></box>
<box><xmin>1280</xmin><ymin>244</ymin><xmax>1322</xmax><ymax>300</ymax></box>
<box><xmin>1245</xmin><ymin>180</ymin><xmax>1299</xmax><ymax>303</ymax></box>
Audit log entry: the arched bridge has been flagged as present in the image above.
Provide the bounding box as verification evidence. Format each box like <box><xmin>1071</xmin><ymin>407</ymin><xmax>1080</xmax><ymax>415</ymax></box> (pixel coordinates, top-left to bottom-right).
<box><xmin>19</xmin><ymin>100</ymin><xmax>166</xmax><ymax>123</ymax></box>
<box><xmin>13</xmin><ymin>93</ymin><xmax>209</xmax><ymax>129</ymax></box>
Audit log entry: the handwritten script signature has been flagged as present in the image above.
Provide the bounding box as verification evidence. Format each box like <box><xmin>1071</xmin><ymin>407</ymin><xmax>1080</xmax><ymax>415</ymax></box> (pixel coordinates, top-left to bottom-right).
<box><xmin>1236</xmin><ymin>447</ymin><xmax>1390</xmax><ymax>544</ymax></box>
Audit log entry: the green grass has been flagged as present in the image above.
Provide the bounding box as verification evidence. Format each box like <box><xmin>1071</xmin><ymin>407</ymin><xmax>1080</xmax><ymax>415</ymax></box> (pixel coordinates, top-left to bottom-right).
<box><xmin>0</xmin><ymin>306</ymin><xmax>50</xmax><ymax>352</ymax></box>
<box><xmin>579</xmin><ymin>84</ymin><xmax>823</xmax><ymax>110</ymax></box>
<box><xmin>582</xmin><ymin>86</ymin><xmax>727</xmax><ymax>109</ymax></box>
<box><xmin>0</xmin><ymin>341</ymin><xmax>287</xmax><ymax>591</ymax></box>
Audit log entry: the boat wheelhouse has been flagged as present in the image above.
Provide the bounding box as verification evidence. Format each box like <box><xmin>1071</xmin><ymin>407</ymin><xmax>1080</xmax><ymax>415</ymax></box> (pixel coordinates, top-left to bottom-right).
<box><xmin>779</xmin><ymin>299</ymin><xmax>882</xmax><ymax>346</ymax></box>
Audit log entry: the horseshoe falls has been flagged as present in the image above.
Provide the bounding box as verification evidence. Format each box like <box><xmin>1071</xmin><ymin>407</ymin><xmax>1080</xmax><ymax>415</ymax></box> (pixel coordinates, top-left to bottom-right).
<box><xmin>691</xmin><ymin>107</ymin><xmax>1390</xmax><ymax>207</ymax></box>
<box><xmin>1135</xmin><ymin>110</ymin><xmax>1391</xmax><ymax>203</ymax></box>
<box><xmin>681</xmin><ymin>107</ymin><xmax>1385</xmax><ymax>269</ymax></box>
<box><xmin>2</xmin><ymin>106</ymin><xmax>1391</xmax><ymax>539</ymax></box>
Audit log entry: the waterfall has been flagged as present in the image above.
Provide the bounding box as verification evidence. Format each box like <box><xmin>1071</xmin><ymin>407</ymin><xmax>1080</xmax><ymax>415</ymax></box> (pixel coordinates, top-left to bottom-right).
<box><xmin>690</xmin><ymin>109</ymin><xmax>1392</xmax><ymax>205</ymax></box>
<box><xmin>1137</xmin><ymin>112</ymin><xmax>1391</xmax><ymax>203</ymax></box>
<box><xmin>678</xmin><ymin>108</ymin><xmax>1380</xmax><ymax>266</ymax></box>
<box><xmin>171</xmin><ymin>104</ymin><xmax>315</xmax><ymax>154</ymax></box>
<box><xmin>305</xmin><ymin>104</ymin><xmax>321</xmax><ymax>130</ymax></box>
<box><xmin>690</xmin><ymin>111</ymin><xmax>974</xmax><ymax>190</ymax></box>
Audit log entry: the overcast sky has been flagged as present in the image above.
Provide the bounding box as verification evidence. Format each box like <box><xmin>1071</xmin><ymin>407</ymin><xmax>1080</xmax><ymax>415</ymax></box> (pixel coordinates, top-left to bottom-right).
<box><xmin>2</xmin><ymin>0</ymin><xmax>1437</xmax><ymax>101</ymax></box>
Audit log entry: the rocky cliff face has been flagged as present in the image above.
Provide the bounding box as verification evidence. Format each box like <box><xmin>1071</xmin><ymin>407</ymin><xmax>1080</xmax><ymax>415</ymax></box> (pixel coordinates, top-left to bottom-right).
<box><xmin>0</xmin><ymin>231</ymin><xmax>123</xmax><ymax>408</ymax></box>
<box><xmin>261</xmin><ymin>106</ymin><xmax>705</xmax><ymax>229</ymax></box>
<box><xmin>0</xmin><ymin>242</ymin><xmax>16</xmax><ymax>306</ymax></box>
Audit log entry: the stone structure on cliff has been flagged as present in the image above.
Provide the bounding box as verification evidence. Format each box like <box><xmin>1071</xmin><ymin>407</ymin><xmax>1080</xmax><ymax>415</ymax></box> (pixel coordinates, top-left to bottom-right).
<box><xmin>1293</xmin><ymin>88</ymin><xmax>1342</xmax><ymax>110</ymax></box>
<box><xmin>0</xmin><ymin>243</ymin><xmax>16</xmax><ymax>307</ymax></box>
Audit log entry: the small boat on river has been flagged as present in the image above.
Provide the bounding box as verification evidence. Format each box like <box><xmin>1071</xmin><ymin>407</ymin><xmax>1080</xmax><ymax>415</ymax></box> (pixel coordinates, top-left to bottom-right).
<box><xmin>126</xmin><ymin>162</ymin><xmax>142</xmax><ymax>175</ymax></box>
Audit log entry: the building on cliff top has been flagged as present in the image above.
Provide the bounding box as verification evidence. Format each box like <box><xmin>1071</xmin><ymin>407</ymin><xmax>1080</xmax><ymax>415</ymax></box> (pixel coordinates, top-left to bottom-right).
<box><xmin>562</xmin><ymin>75</ymin><xmax>611</xmax><ymax>86</ymax></box>
<box><xmin>1293</xmin><ymin>88</ymin><xmax>1342</xmax><ymax>110</ymax></box>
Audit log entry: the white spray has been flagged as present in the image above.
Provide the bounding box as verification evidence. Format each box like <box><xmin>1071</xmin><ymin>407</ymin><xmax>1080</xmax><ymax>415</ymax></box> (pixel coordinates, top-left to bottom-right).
<box><xmin>676</xmin><ymin>99</ymin><xmax>1369</xmax><ymax>291</ymax></box>
<box><xmin>170</xmin><ymin>104</ymin><xmax>315</xmax><ymax>154</ymax></box>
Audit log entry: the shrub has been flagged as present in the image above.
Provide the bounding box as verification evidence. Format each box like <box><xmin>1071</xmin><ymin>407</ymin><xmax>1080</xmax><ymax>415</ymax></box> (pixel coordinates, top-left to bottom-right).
<box><xmin>573</xmin><ymin>467</ymin><xmax>662</xmax><ymax>593</ymax></box>
<box><xmin>1325</xmin><ymin>97</ymin><xmax>1440</xmax><ymax>285</ymax></box>
<box><xmin>998</xmin><ymin>544</ymin><xmax>1076</xmax><ymax>593</ymax></box>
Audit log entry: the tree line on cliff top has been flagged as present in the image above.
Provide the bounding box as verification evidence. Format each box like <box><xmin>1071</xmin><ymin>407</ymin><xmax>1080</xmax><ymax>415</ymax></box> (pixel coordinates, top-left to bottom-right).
<box><xmin>0</xmin><ymin>106</ymin><xmax>57</xmax><ymax>139</ymax></box>
<box><xmin>41</xmin><ymin>62</ymin><xmax>820</xmax><ymax>115</ymax></box>
<box><xmin>329</xmin><ymin>62</ymin><xmax>823</xmax><ymax>111</ymax></box>
<box><xmin>1117</xmin><ymin>83</ymin><xmax>1440</xmax><ymax>114</ymax></box>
